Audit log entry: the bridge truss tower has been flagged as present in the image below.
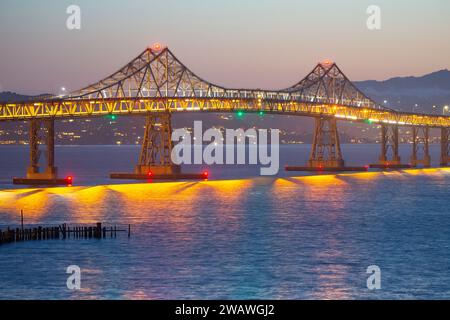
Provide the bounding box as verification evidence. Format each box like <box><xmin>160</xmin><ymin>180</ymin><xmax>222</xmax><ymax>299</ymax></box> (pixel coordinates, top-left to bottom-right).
<box><xmin>308</xmin><ymin>116</ymin><xmax>344</xmax><ymax>168</ymax></box>
<box><xmin>411</xmin><ymin>126</ymin><xmax>431</xmax><ymax>167</ymax></box>
<box><xmin>135</xmin><ymin>112</ymin><xmax>181</xmax><ymax>175</ymax></box>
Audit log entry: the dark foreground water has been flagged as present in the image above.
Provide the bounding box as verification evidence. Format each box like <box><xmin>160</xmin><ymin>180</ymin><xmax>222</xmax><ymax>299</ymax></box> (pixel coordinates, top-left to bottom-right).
<box><xmin>0</xmin><ymin>145</ymin><xmax>449</xmax><ymax>299</ymax></box>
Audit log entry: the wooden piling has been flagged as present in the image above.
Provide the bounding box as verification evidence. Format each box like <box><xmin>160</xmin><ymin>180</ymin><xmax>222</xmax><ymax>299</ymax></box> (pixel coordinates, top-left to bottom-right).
<box><xmin>21</xmin><ymin>210</ymin><xmax>24</xmax><ymax>233</ymax></box>
<box><xmin>0</xmin><ymin>222</ymin><xmax>129</xmax><ymax>246</ymax></box>
<box><xmin>95</xmin><ymin>223</ymin><xmax>101</xmax><ymax>239</ymax></box>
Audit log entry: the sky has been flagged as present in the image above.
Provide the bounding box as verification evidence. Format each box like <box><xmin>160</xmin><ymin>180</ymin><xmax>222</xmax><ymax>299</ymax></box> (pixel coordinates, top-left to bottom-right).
<box><xmin>0</xmin><ymin>0</ymin><xmax>449</xmax><ymax>95</ymax></box>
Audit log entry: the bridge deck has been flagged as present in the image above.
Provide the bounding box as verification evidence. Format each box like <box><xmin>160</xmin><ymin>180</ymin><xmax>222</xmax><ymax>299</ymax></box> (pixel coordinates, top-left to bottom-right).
<box><xmin>1</xmin><ymin>98</ymin><xmax>449</xmax><ymax>128</ymax></box>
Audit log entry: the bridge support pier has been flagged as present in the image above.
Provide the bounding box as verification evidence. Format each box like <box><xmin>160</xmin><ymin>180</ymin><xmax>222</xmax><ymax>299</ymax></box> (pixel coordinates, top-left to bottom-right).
<box><xmin>13</xmin><ymin>119</ymin><xmax>68</xmax><ymax>185</ymax></box>
<box><xmin>370</xmin><ymin>124</ymin><xmax>410</xmax><ymax>169</ymax></box>
<box><xmin>285</xmin><ymin>116</ymin><xmax>367</xmax><ymax>172</ymax></box>
<box><xmin>441</xmin><ymin>128</ymin><xmax>450</xmax><ymax>166</ymax></box>
<box><xmin>110</xmin><ymin>112</ymin><xmax>207</xmax><ymax>180</ymax></box>
<box><xmin>379</xmin><ymin>124</ymin><xmax>401</xmax><ymax>165</ymax></box>
<box><xmin>134</xmin><ymin>112</ymin><xmax>180</xmax><ymax>175</ymax></box>
<box><xmin>26</xmin><ymin>119</ymin><xmax>58</xmax><ymax>179</ymax></box>
<box><xmin>410</xmin><ymin>126</ymin><xmax>431</xmax><ymax>168</ymax></box>
<box><xmin>307</xmin><ymin>116</ymin><xmax>344</xmax><ymax>168</ymax></box>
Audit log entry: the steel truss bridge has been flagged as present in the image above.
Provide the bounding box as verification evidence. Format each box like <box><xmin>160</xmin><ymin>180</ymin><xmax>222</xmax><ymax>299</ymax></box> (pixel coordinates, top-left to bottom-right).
<box><xmin>1</xmin><ymin>46</ymin><xmax>449</xmax><ymax>182</ymax></box>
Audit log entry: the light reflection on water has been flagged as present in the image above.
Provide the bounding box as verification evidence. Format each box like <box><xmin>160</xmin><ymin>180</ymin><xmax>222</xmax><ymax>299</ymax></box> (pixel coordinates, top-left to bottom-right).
<box><xmin>0</xmin><ymin>142</ymin><xmax>450</xmax><ymax>299</ymax></box>
<box><xmin>0</xmin><ymin>168</ymin><xmax>449</xmax><ymax>299</ymax></box>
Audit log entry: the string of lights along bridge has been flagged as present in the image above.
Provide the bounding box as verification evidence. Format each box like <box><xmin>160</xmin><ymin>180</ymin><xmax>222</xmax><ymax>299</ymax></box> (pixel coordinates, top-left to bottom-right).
<box><xmin>1</xmin><ymin>43</ymin><xmax>449</xmax><ymax>185</ymax></box>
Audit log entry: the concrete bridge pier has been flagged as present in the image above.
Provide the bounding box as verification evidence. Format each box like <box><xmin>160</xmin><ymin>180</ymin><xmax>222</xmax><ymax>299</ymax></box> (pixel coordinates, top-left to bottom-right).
<box><xmin>110</xmin><ymin>112</ymin><xmax>207</xmax><ymax>180</ymax></box>
<box><xmin>13</xmin><ymin>119</ymin><xmax>69</xmax><ymax>185</ymax></box>
<box><xmin>410</xmin><ymin>126</ymin><xmax>431</xmax><ymax>168</ymax></box>
<box><xmin>441</xmin><ymin>128</ymin><xmax>450</xmax><ymax>166</ymax></box>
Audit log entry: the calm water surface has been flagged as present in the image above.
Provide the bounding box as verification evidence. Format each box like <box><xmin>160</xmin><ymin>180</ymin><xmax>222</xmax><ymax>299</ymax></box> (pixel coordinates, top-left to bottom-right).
<box><xmin>0</xmin><ymin>145</ymin><xmax>449</xmax><ymax>299</ymax></box>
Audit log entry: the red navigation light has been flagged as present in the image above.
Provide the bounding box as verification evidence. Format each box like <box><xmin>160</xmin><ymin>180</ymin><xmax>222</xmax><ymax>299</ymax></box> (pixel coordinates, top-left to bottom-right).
<box><xmin>321</xmin><ymin>59</ymin><xmax>333</xmax><ymax>67</ymax></box>
<box><xmin>202</xmin><ymin>171</ymin><xmax>209</xmax><ymax>178</ymax></box>
<box><xmin>66</xmin><ymin>176</ymin><xmax>73</xmax><ymax>184</ymax></box>
<box><xmin>147</xmin><ymin>171</ymin><xmax>153</xmax><ymax>177</ymax></box>
<box><xmin>364</xmin><ymin>165</ymin><xmax>369</xmax><ymax>170</ymax></box>
<box><xmin>151</xmin><ymin>42</ymin><xmax>163</xmax><ymax>52</ymax></box>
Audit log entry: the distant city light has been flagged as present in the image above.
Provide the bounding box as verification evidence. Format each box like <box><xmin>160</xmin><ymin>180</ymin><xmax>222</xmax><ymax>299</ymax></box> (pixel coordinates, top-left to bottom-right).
<box><xmin>58</xmin><ymin>87</ymin><xmax>67</xmax><ymax>97</ymax></box>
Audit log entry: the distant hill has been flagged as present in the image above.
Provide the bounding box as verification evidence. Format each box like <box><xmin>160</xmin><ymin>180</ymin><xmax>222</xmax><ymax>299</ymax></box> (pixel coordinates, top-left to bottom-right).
<box><xmin>355</xmin><ymin>69</ymin><xmax>450</xmax><ymax>113</ymax></box>
<box><xmin>0</xmin><ymin>91</ymin><xmax>53</xmax><ymax>103</ymax></box>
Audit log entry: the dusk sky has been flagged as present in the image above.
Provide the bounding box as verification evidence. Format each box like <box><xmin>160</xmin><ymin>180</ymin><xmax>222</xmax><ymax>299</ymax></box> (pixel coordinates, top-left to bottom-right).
<box><xmin>0</xmin><ymin>0</ymin><xmax>449</xmax><ymax>95</ymax></box>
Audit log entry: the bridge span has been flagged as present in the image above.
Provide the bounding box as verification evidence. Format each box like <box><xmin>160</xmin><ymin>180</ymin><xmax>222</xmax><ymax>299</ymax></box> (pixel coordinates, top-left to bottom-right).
<box><xmin>1</xmin><ymin>46</ymin><xmax>449</xmax><ymax>184</ymax></box>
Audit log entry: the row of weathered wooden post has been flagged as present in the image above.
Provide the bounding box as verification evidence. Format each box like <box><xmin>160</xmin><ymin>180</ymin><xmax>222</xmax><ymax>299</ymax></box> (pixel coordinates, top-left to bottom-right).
<box><xmin>0</xmin><ymin>222</ymin><xmax>130</xmax><ymax>246</ymax></box>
